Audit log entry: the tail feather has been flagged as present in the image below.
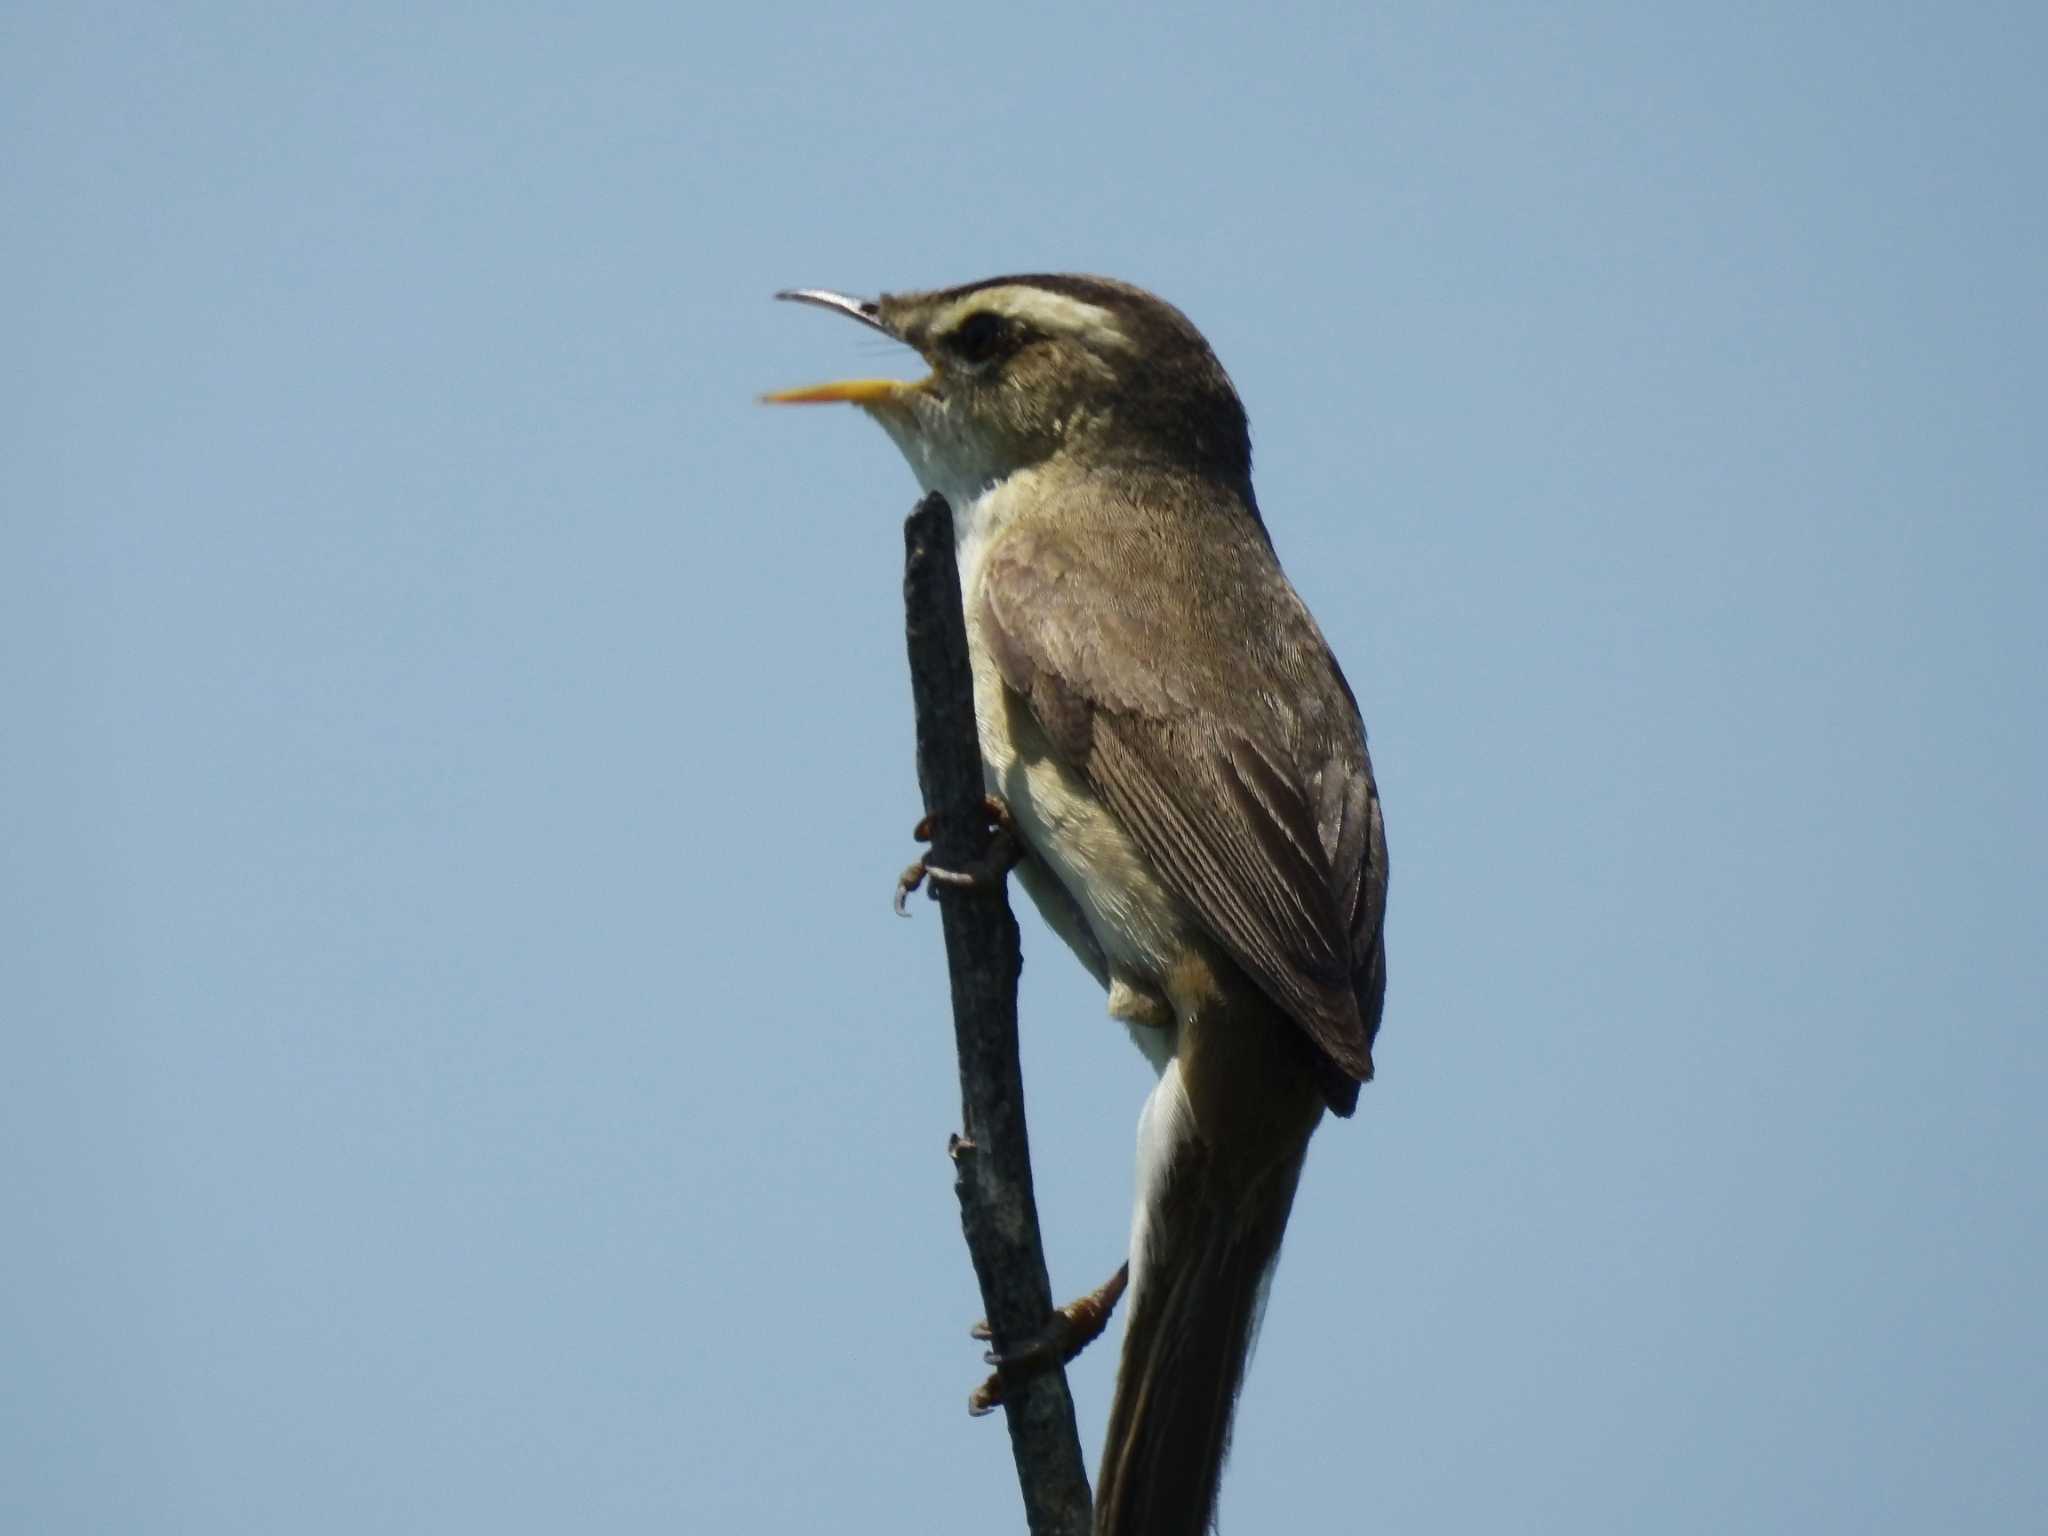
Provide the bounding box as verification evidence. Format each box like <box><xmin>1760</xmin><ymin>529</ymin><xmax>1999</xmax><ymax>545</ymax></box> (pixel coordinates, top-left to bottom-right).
<box><xmin>1095</xmin><ymin>1092</ymin><xmax>1310</xmax><ymax>1536</ymax></box>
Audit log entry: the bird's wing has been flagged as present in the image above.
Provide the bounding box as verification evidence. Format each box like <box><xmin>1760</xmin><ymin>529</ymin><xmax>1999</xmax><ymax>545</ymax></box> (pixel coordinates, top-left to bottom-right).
<box><xmin>977</xmin><ymin>503</ymin><xmax>1386</xmax><ymax>1113</ymax></box>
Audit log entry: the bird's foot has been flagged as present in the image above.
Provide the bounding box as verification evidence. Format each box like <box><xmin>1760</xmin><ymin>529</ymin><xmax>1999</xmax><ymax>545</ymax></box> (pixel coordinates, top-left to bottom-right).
<box><xmin>895</xmin><ymin>795</ymin><xmax>1022</xmax><ymax>915</ymax></box>
<box><xmin>966</xmin><ymin>1262</ymin><xmax>1130</xmax><ymax>1416</ymax></box>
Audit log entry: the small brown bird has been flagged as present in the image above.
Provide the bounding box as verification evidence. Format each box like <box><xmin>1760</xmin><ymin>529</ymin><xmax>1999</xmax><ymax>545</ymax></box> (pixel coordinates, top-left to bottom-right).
<box><xmin>769</xmin><ymin>275</ymin><xmax>1387</xmax><ymax>1536</ymax></box>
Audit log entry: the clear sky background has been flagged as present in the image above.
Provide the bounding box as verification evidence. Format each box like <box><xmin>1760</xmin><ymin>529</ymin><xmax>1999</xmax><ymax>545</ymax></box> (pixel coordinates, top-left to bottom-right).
<box><xmin>5</xmin><ymin>4</ymin><xmax>2043</xmax><ymax>1532</ymax></box>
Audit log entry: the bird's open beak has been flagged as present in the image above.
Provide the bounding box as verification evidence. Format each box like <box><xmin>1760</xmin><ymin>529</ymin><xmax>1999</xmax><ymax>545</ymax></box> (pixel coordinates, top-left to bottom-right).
<box><xmin>761</xmin><ymin>376</ymin><xmax>910</xmax><ymax>405</ymax></box>
<box><xmin>763</xmin><ymin>288</ymin><xmax>929</xmax><ymax>407</ymax></box>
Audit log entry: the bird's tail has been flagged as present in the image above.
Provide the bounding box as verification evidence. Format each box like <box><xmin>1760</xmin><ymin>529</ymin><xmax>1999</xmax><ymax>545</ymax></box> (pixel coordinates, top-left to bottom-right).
<box><xmin>1093</xmin><ymin>1059</ymin><xmax>1316</xmax><ymax>1536</ymax></box>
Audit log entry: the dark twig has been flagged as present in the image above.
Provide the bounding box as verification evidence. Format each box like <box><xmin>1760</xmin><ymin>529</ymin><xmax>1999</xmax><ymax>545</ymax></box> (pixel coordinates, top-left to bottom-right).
<box><xmin>901</xmin><ymin>493</ymin><xmax>1093</xmax><ymax>1535</ymax></box>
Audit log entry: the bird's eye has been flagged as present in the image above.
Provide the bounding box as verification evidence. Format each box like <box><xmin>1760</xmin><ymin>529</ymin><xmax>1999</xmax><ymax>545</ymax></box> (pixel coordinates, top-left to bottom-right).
<box><xmin>946</xmin><ymin>311</ymin><xmax>1008</xmax><ymax>365</ymax></box>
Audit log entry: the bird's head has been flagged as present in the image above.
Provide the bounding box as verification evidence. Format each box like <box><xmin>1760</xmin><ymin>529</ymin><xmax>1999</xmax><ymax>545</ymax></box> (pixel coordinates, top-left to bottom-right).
<box><xmin>765</xmin><ymin>275</ymin><xmax>1251</xmax><ymax>497</ymax></box>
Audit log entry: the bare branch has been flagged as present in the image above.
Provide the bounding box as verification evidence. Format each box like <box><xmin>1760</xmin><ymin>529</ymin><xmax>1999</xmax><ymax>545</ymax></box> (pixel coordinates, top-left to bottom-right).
<box><xmin>901</xmin><ymin>492</ymin><xmax>1093</xmax><ymax>1535</ymax></box>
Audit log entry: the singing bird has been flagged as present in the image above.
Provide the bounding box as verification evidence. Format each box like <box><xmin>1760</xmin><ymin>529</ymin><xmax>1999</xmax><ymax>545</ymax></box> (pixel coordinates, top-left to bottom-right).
<box><xmin>768</xmin><ymin>275</ymin><xmax>1387</xmax><ymax>1535</ymax></box>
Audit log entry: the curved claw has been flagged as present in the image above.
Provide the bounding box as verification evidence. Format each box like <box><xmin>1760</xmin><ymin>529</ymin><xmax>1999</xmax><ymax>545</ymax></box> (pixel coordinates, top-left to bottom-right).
<box><xmin>963</xmin><ymin>1262</ymin><xmax>1130</xmax><ymax>1416</ymax></box>
<box><xmin>893</xmin><ymin>796</ymin><xmax>1024</xmax><ymax>915</ymax></box>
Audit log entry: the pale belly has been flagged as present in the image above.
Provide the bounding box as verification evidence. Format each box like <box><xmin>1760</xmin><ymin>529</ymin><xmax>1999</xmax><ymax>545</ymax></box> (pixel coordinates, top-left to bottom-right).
<box><xmin>965</xmin><ymin>629</ymin><xmax>1189</xmax><ymax>1074</ymax></box>
<box><xmin>892</xmin><ymin>458</ymin><xmax>1189</xmax><ymax>1071</ymax></box>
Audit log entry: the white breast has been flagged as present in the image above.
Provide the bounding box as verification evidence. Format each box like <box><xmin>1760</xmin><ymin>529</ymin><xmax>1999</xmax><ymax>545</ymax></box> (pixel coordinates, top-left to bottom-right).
<box><xmin>956</xmin><ymin>483</ymin><xmax>1194</xmax><ymax>1020</ymax></box>
<box><xmin>879</xmin><ymin>419</ymin><xmax>1191</xmax><ymax>1066</ymax></box>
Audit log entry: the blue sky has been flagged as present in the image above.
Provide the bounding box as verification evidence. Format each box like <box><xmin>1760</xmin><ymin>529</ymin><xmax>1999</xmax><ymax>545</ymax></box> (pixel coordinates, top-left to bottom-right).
<box><xmin>5</xmin><ymin>4</ymin><xmax>2043</xmax><ymax>1532</ymax></box>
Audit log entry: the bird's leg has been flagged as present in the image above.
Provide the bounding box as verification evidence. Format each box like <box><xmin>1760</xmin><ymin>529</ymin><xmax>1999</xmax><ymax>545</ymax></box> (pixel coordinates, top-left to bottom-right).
<box><xmin>966</xmin><ymin>1262</ymin><xmax>1130</xmax><ymax>1417</ymax></box>
<box><xmin>895</xmin><ymin>794</ymin><xmax>1022</xmax><ymax>915</ymax></box>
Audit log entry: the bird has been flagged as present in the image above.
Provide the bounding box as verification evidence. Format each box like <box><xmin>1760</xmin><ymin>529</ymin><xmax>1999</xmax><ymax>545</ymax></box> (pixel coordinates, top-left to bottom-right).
<box><xmin>766</xmin><ymin>274</ymin><xmax>1387</xmax><ymax>1536</ymax></box>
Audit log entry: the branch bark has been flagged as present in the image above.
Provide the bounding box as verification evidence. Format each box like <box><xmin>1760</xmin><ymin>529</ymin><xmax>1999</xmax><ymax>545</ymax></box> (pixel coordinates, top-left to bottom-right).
<box><xmin>901</xmin><ymin>492</ymin><xmax>1094</xmax><ymax>1536</ymax></box>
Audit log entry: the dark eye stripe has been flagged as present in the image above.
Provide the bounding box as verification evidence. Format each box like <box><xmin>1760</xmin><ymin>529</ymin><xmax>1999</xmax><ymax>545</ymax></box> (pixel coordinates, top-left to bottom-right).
<box><xmin>947</xmin><ymin>311</ymin><xmax>1008</xmax><ymax>363</ymax></box>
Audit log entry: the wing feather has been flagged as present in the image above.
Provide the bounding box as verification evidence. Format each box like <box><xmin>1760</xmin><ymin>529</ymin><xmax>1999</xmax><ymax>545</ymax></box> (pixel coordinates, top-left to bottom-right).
<box><xmin>978</xmin><ymin>490</ymin><xmax>1387</xmax><ymax>1112</ymax></box>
